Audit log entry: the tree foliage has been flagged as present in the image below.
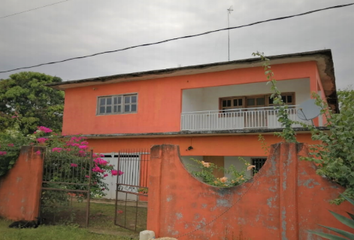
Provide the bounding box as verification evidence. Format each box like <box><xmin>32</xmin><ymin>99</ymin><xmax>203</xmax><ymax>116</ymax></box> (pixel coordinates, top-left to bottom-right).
<box><xmin>303</xmin><ymin>89</ymin><xmax>354</xmax><ymax>203</ymax></box>
<box><xmin>0</xmin><ymin>72</ymin><xmax>64</xmax><ymax>134</ymax></box>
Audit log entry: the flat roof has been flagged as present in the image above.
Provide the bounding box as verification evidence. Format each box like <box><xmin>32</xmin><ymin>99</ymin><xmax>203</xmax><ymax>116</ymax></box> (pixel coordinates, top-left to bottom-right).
<box><xmin>48</xmin><ymin>49</ymin><xmax>337</xmax><ymax>112</ymax></box>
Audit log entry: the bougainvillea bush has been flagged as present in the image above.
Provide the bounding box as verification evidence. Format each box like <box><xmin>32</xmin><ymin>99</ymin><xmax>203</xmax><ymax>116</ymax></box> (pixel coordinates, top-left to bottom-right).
<box><xmin>0</xmin><ymin>128</ymin><xmax>32</xmax><ymax>177</ymax></box>
<box><xmin>0</xmin><ymin>125</ymin><xmax>123</xmax><ymax>198</ymax></box>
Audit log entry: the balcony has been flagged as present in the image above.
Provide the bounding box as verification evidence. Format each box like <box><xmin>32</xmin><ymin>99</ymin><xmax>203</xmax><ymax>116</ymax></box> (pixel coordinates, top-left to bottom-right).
<box><xmin>181</xmin><ymin>105</ymin><xmax>315</xmax><ymax>131</ymax></box>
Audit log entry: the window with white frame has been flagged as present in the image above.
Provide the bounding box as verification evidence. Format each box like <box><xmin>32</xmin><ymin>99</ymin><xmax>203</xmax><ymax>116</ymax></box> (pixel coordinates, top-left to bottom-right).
<box><xmin>97</xmin><ymin>94</ymin><xmax>137</xmax><ymax>115</ymax></box>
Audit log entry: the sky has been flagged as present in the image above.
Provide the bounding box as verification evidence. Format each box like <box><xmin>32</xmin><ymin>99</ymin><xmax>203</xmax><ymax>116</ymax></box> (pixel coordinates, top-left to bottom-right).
<box><xmin>0</xmin><ymin>0</ymin><xmax>353</xmax><ymax>89</ymax></box>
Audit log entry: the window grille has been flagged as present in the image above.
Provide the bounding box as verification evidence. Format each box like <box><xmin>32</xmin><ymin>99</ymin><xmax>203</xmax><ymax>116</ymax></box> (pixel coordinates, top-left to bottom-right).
<box><xmin>252</xmin><ymin>158</ymin><xmax>267</xmax><ymax>175</ymax></box>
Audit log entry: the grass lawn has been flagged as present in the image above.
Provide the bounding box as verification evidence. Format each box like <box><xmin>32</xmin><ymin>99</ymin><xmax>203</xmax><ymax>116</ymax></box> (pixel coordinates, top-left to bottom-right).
<box><xmin>0</xmin><ymin>202</ymin><xmax>145</xmax><ymax>240</ymax></box>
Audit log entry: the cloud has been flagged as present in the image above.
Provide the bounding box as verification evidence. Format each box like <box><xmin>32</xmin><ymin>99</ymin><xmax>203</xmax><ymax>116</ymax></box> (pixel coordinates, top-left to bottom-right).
<box><xmin>0</xmin><ymin>0</ymin><xmax>353</xmax><ymax>89</ymax></box>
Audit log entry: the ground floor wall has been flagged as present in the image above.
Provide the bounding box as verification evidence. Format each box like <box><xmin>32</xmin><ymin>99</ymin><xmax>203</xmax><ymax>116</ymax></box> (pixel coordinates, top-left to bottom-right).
<box><xmin>87</xmin><ymin>133</ymin><xmax>315</xmax><ymax>157</ymax></box>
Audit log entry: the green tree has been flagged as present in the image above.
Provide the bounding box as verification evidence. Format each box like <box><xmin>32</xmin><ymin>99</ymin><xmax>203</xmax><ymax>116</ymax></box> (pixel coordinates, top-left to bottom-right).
<box><xmin>0</xmin><ymin>72</ymin><xmax>64</xmax><ymax>134</ymax></box>
<box><xmin>304</xmin><ymin>89</ymin><xmax>354</xmax><ymax>203</ymax></box>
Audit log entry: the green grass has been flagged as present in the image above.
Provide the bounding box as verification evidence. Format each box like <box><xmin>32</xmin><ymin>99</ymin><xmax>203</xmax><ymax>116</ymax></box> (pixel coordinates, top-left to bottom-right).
<box><xmin>0</xmin><ymin>202</ymin><xmax>146</xmax><ymax>240</ymax></box>
<box><xmin>89</xmin><ymin>201</ymin><xmax>147</xmax><ymax>233</ymax></box>
<box><xmin>0</xmin><ymin>218</ymin><xmax>138</xmax><ymax>240</ymax></box>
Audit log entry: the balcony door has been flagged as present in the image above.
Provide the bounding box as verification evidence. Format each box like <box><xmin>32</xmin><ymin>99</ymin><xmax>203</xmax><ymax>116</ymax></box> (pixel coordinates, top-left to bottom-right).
<box><xmin>245</xmin><ymin>96</ymin><xmax>267</xmax><ymax>128</ymax></box>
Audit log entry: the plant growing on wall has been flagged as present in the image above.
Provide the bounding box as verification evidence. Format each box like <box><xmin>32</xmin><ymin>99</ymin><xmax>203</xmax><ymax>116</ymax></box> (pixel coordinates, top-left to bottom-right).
<box><xmin>189</xmin><ymin>159</ymin><xmax>253</xmax><ymax>187</ymax></box>
<box><xmin>301</xmin><ymin>90</ymin><xmax>354</xmax><ymax>203</ymax></box>
<box><xmin>0</xmin><ymin>126</ymin><xmax>32</xmax><ymax>177</ymax></box>
<box><xmin>252</xmin><ymin>52</ymin><xmax>297</xmax><ymax>143</ymax></box>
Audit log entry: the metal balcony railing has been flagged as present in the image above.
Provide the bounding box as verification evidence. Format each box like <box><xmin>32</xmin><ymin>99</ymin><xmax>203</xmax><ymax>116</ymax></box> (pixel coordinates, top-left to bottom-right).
<box><xmin>181</xmin><ymin>105</ymin><xmax>313</xmax><ymax>131</ymax></box>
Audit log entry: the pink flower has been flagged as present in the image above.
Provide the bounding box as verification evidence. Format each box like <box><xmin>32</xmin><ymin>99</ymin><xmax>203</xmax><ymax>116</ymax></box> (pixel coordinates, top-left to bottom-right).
<box><xmin>0</xmin><ymin>151</ymin><xmax>7</xmax><ymax>156</ymax></box>
<box><xmin>85</xmin><ymin>175</ymin><xmax>90</xmax><ymax>178</ymax></box>
<box><xmin>37</xmin><ymin>138</ymin><xmax>48</xmax><ymax>144</ymax></box>
<box><xmin>80</xmin><ymin>141</ymin><xmax>88</xmax><ymax>145</ymax></box>
<box><xmin>7</xmin><ymin>143</ymin><xmax>14</xmax><ymax>147</ymax></box>
<box><xmin>51</xmin><ymin>147</ymin><xmax>62</xmax><ymax>152</ymax></box>
<box><xmin>70</xmin><ymin>163</ymin><xmax>78</xmax><ymax>167</ymax></box>
<box><xmin>11</xmin><ymin>116</ymin><xmax>17</xmax><ymax>119</ymax></box>
<box><xmin>94</xmin><ymin>158</ymin><xmax>108</xmax><ymax>165</ymax></box>
<box><xmin>111</xmin><ymin>170</ymin><xmax>124</xmax><ymax>176</ymax></box>
<box><xmin>79</xmin><ymin>145</ymin><xmax>88</xmax><ymax>149</ymax></box>
<box><xmin>37</xmin><ymin>126</ymin><xmax>53</xmax><ymax>133</ymax></box>
<box><xmin>92</xmin><ymin>165</ymin><xmax>104</xmax><ymax>173</ymax></box>
<box><xmin>35</xmin><ymin>150</ymin><xmax>41</xmax><ymax>155</ymax></box>
<box><xmin>103</xmin><ymin>174</ymin><xmax>108</xmax><ymax>178</ymax></box>
<box><xmin>78</xmin><ymin>150</ymin><xmax>86</xmax><ymax>157</ymax></box>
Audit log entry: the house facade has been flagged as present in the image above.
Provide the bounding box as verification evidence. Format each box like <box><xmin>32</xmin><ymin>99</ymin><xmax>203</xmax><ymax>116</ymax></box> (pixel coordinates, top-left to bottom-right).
<box><xmin>49</xmin><ymin>50</ymin><xmax>337</xmax><ymax>189</ymax></box>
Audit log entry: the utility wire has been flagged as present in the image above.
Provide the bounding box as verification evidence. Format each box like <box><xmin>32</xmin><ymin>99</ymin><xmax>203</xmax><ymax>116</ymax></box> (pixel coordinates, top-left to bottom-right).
<box><xmin>1</xmin><ymin>2</ymin><xmax>353</xmax><ymax>74</ymax></box>
<box><xmin>0</xmin><ymin>0</ymin><xmax>70</xmax><ymax>20</ymax></box>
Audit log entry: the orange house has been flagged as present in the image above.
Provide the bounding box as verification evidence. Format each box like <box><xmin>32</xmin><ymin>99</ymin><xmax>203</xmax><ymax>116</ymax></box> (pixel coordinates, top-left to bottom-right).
<box><xmin>49</xmin><ymin>49</ymin><xmax>337</xmax><ymax>190</ymax></box>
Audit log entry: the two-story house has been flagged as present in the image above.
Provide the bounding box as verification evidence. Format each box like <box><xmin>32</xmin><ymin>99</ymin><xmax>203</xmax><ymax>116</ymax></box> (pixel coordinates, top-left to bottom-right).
<box><xmin>49</xmin><ymin>49</ymin><xmax>337</xmax><ymax>197</ymax></box>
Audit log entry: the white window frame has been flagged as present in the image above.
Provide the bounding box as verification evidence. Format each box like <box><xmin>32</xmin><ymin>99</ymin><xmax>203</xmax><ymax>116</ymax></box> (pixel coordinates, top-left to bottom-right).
<box><xmin>97</xmin><ymin>93</ymin><xmax>138</xmax><ymax>115</ymax></box>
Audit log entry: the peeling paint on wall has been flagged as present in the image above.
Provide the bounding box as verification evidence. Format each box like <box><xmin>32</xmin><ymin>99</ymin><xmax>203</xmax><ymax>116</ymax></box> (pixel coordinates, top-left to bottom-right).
<box><xmin>176</xmin><ymin>212</ymin><xmax>183</xmax><ymax>220</ymax></box>
<box><xmin>281</xmin><ymin>208</ymin><xmax>288</xmax><ymax>240</ymax></box>
<box><xmin>298</xmin><ymin>179</ymin><xmax>320</xmax><ymax>188</ymax></box>
<box><xmin>216</xmin><ymin>199</ymin><xmax>231</xmax><ymax>208</ymax></box>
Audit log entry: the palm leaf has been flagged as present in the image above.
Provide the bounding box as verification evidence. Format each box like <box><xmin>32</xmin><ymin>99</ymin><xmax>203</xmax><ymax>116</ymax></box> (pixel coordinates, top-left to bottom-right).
<box><xmin>319</xmin><ymin>225</ymin><xmax>354</xmax><ymax>239</ymax></box>
<box><xmin>347</xmin><ymin>212</ymin><xmax>354</xmax><ymax>220</ymax></box>
<box><xmin>330</xmin><ymin>210</ymin><xmax>354</xmax><ymax>229</ymax></box>
<box><xmin>341</xmin><ymin>194</ymin><xmax>354</xmax><ymax>206</ymax></box>
<box><xmin>308</xmin><ymin>230</ymin><xmax>348</xmax><ymax>240</ymax></box>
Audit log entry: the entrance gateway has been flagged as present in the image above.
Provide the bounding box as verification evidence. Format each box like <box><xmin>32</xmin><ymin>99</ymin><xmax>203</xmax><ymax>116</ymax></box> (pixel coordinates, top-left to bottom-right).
<box><xmin>101</xmin><ymin>149</ymin><xmax>150</xmax><ymax>232</ymax></box>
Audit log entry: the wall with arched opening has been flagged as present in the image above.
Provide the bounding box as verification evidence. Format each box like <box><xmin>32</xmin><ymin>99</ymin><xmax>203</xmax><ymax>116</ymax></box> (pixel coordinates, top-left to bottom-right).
<box><xmin>147</xmin><ymin>143</ymin><xmax>352</xmax><ymax>240</ymax></box>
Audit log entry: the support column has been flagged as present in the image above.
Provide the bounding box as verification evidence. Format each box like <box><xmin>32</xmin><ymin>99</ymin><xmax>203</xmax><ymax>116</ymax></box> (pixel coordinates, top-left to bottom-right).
<box><xmin>279</xmin><ymin>143</ymin><xmax>299</xmax><ymax>240</ymax></box>
<box><xmin>147</xmin><ymin>145</ymin><xmax>163</xmax><ymax>236</ymax></box>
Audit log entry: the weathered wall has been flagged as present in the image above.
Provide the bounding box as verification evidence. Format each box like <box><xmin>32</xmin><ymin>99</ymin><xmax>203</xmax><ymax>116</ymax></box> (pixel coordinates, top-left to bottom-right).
<box><xmin>147</xmin><ymin>143</ymin><xmax>353</xmax><ymax>240</ymax></box>
<box><xmin>0</xmin><ymin>146</ymin><xmax>45</xmax><ymax>221</ymax></box>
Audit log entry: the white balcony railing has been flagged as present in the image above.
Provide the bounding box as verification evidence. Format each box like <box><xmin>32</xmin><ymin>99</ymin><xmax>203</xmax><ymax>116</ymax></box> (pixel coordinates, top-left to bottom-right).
<box><xmin>181</xmin><ymin>105</ymin><xmax>314</xmax><ymax>131</ymax></box>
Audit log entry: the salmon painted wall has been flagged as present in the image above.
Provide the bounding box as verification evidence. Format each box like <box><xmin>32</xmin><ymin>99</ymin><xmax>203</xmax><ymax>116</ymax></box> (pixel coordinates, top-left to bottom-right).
<box><xmin>0</xmin><ymin>146</ymin><xmax>45</xmax><ymax>221</ymax></box>
<box><xmin>147</xmin><ymin>143</ymin><xmax>353</xmax><ymax>239</ymax></box>
<box><xmin>87</xmin><ymin>133</ymin><xmax>315</xmax><ymax>157</ymax></box>
<box><xmin>62</xmin><ymin>61</ymin><xmax>321</xmax><ymax>135</ymax></box>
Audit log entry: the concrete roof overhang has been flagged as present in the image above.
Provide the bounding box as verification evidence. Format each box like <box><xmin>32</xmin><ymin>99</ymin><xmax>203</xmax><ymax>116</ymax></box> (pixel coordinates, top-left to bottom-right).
<box><xmin>48</xmin><ymin>49</ymin><xmax>338</xmax><ymax>112</ymax></box>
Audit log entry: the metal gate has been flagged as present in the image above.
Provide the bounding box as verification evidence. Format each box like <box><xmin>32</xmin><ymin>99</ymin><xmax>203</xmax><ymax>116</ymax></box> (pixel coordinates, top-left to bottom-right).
<box><xmin>114</xmin><ymin>149</ymin><xmax>149</xmax><ymax>232</ymax></box>
<box><xmin>40</xmin><ymin>150</ymin><xmax>92</xmax><ymax>227</ymax></box>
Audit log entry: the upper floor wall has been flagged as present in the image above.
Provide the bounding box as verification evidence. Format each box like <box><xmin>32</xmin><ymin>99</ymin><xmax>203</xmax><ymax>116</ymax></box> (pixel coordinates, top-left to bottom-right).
<box><xmin>61</xmin><ymin>61</ymin><xmax>326</xmax><ymax>135</ymax></box>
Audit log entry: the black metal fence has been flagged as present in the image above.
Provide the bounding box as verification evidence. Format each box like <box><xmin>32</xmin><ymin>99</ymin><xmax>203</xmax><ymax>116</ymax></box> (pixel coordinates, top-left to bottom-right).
<box><xmin>40</xmin><ymin>150</ymin><xmax>92</xmax><ymax>227</ymax></box>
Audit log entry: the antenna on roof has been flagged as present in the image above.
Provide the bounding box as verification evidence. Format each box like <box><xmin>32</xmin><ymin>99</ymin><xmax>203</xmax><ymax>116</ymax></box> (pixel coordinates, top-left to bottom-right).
<box><xmin>227</xmin><ymin>6</ymin><xmax>233</xmax><ymax>61</ymax></box>
<box><xmin>297</xmin><ymin>99</ymin><xmax>322</xmax><ymax>125</ymax></box>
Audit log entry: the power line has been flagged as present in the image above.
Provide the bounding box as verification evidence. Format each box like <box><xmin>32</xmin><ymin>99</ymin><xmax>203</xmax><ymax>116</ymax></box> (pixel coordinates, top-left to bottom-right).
<box><xmin>1</xmin><ymin>2</ymin><xmax>353</xmax><ymax>74</ymax></box>
<box><xmin>0</xmin><ymin>0</ymin><xmax>70</xmax><ymax>20</ymax></box>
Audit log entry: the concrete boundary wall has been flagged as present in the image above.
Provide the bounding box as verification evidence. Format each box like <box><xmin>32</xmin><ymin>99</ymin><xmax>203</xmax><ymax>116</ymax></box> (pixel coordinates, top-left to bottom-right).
<box><xmin>0</xmin><ymin>146</ymin><xmax>45</xmax><ymax>221</ymax></box>
<box><xmin>147</xmin><ymin>143</ymin><xmax>353</xmax><ymax>240</ymax></box>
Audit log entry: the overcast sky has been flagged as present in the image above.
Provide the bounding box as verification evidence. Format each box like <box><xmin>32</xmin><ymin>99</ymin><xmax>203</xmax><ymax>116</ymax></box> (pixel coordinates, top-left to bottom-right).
<box><xmin>0</xmin><ymin>0</ymin><xmax>353</xmax><ymax>89</ymax></box>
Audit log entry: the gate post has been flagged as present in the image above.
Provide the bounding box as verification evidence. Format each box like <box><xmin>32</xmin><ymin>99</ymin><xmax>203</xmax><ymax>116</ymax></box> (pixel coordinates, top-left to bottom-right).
<box><xmin>0</xmin><ymin>146</ymin><xmax>45</xmax><ymax>221</ymax></box>
<box><xmin>147</xmin><ymin>145</ymin><xmax>164</xmax><ymax>236</ymax></box>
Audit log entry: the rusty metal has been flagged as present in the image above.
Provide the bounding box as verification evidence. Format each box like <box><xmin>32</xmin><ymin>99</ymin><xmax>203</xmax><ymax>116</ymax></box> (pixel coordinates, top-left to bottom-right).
<box><xmin>114</xmin><ymin>149</ymin><xmax>150</xmax><ymax>232</ymax></box>
<box><xmin>40</xmin><ymin>148</ymin><xmax>93</xmax><ymax>227</ymax></box>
